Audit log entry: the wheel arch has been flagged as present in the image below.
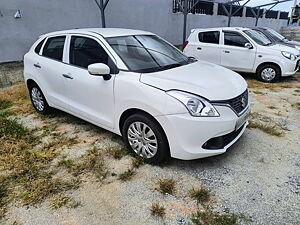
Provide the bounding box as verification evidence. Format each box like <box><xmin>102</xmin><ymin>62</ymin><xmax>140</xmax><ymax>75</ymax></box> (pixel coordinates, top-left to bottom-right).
<box><xmin>119</xmin><ymin>108</ymin><xmax>171</xmax><ymax>158</ymax></box>
<box><xmin>256</xmin><ymin>62</ymin><xmax>282</xmax><ymax>76</ymax></box>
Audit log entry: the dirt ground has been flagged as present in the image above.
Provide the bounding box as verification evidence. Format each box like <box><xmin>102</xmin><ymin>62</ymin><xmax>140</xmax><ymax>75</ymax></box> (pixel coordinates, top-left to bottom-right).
<box><xmin>0</xmin><ymin>64</ymin><xmax>299</xmax><ymax>225</ymax></box>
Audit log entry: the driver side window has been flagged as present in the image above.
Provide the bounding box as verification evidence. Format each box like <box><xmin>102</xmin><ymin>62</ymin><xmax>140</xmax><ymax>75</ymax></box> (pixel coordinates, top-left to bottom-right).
<box><xmin>69</xmin><ymin>36</ymin><xmax>109</xmax><ymax>69</ymax></box>
<box><xmin>224</xmin><ymin>32</ymin><xmax>248</xmax><ymax>48</ymax></box>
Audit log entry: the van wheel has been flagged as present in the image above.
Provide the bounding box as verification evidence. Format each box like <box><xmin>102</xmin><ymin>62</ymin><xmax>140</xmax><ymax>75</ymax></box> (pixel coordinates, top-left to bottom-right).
<box><xmin>122</xmin><ymin>113</ymin><xmax>169</xmax><ymax>163</ymax></box>
<box><xmin>257</xmin><ymin>64</ymin><xmax>280</xmax><ymax>83</ymax></box>
<box><xmin>29</xmin><ymin>84</ymin><xmax>52</xmax><ymax>114</ymax></box>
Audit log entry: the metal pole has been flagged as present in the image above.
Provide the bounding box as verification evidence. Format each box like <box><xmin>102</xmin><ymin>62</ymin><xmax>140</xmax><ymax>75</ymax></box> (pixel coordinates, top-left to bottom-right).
<box><xmin>183</xmin><ymin>0</ymin><xmax>189</xmax><ymax>46</ymax></box>
<box><xmin>228</xmin><ymin>5</ymin><xmax>233</xmax><ymax>26</ymax></box>
<box><xmin>255</xmin><ymin>7</ymin><xmax>261</xmax><ymax>26</ymax></box>
<box><xmin>99</xmin><ymin>0</ymin><xmax>106</xmax><ymax>28</ymax></box>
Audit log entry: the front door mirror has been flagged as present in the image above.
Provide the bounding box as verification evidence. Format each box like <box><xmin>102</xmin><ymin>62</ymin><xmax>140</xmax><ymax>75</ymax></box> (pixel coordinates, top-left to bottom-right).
<box><xmin>88</xmin><ymin>63</ymin><xmax>111</xmax><ymax>80</ymax></box>
<box><xmin>244</xmin><ymin>43</ymin><xmax>253</xmax><ymax>49</ymax></box>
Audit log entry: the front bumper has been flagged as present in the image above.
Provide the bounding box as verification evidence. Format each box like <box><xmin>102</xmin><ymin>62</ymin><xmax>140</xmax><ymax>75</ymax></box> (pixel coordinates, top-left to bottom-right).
<box><xmin>155</xmin><ymin>106</ymin><xmax>249</xmax><ymax>160</ymax></box>
<box><xmin>282</xmin><ymin>59</ymin><xmax>299</xmax><ymax>76</ymax></box>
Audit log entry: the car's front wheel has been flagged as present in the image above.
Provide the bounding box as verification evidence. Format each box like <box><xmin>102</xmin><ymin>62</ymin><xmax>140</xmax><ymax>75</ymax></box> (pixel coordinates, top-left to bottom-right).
<box><xmin>29</xmin><ymin>84</ymin><xmax>52</xmax><ymax>114</ymax></box>
<box><xmin>257</xmin><ymin>64</ymin><xmax>281</xmax><ymax>83</ymax></box>
<box><xmin>122</xmin><ymin>113</ymin><xmax>169</xmax><ymax>163</ymax></box>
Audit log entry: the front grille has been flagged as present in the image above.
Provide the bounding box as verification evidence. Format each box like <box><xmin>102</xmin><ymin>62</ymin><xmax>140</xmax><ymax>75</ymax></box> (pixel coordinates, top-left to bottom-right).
<box><xmin>212</xmin><ymin>89</ymin><xmax>248</xmax><ymax>116</ymax></box>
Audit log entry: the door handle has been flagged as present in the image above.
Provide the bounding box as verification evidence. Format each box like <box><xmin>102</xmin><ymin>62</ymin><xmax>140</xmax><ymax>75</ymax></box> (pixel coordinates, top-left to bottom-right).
<box><xmin>62</xmin><ymin>74</ymin><xmax>74</xmax><ymax>79</ymax></box>
<box><xmin>224</xmin><ymin>50</ymin><xmax>230</xmax><ymax>53</ymax></box>
<box><xmin>197</xmin><ymin>47</ymin><xmax>202</xmax><ymax>50</ymax></box>
<box><xmin>34</xmin><ymin>63</ymin><xmax>41</xmax><ymax>68</ymax></box>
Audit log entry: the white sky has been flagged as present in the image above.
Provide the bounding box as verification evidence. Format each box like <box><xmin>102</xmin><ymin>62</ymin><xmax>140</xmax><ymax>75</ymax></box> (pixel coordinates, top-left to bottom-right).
<box><xmin>239</xmin><ymin>0</ymin><xmax>297</xmax><ymax>12</ymax></box>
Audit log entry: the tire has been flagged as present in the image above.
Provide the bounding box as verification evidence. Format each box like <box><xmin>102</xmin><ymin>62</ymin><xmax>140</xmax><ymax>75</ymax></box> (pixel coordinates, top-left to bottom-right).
<box><xmin>122</xmin><ymin>113</ymin><xmax>169</xmax><ymax>163</ymax></box>
<box><xmin>28</xmin><ymin>84</ymin><xmax>52</xmax><ymax>114</ymax></box>
<box><xmin>256</xmin><ymin>64</ymin><xmax>281</xmax><ymax>83</ymax></box>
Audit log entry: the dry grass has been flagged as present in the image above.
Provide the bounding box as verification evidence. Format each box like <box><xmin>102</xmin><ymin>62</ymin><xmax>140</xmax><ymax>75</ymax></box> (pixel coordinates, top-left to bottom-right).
<box><xmin>248</xmin><ymin>112</ymin><xmax>287</xmax><ymax>137</ymax></box>
<box><xmin>131</xmin><ymin>157</ymin><xmax>145</xmax><ymax>168</ymax></box>
<box><xmin>292</xmin><ymin>102</ymin><xmax>300</xmax><ymax>110</ymax></box>
<box><xmin>189</xmin><ymin>187</ymin><xmax>210</xmax><ymax>204</ymax></box>
<box><xmin>106</xmin><ymin>145</ymin><xmax>129</xmax><ymax>159</ymax></box>
<box><xmin>246</xmin><ymin>76</ymin><xmax>299</xmax><ymax>91</ymax></box>
<box><xmin>49</xmin><ymin>194</ymin><xmax>81</xmax><ymax>210</ymax></box>
<box><xmin>150</xmin><ymin>202</ymin><xmax>166</xmax><ymax>218</ymax></box>
<box><xmin>157</xmin><ymin>178</ymin><xmax>176</xmax><ymax>195</ymax></box>
<box><xmin>58</xmin><ymin>146</ymin><xmax>108</xmax><ymax>180</ymax></box>
<box><xmin>191</xmin><ymin>210</ymin><xmax>239</xmax><ymax>225</ymax></box>
<box><xmin>0</xmin><ymin>84</ymin><xmax>33</xmax><ymax>115</ymax></box>
<box><xmin>118</xmin><ymin>169</ymin><xmax>135</xmax><ymax>181</ymax></box>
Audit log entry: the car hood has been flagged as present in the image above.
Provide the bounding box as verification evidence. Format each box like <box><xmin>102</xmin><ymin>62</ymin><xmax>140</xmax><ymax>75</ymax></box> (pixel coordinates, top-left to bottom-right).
<box><xmin>270</xmin><ymin>44</ymin><xmax>300</xmax><ymax>55</ymax></box>
<box><xmin>286</xmin><ymin>40</ymin><xmax>300</xmax><ymax>47</ymax></box>
<box><xmin>140</xmin><ymin>61</ymin><xmax>247</xmax><ymax>101</ymax></box>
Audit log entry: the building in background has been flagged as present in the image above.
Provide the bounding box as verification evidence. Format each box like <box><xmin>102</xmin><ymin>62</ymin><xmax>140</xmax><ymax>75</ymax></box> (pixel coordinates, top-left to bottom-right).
<box><xmin>0</xmin><ymin>0</ymin><xmax>289</xmax><ymax>63</ymax></box>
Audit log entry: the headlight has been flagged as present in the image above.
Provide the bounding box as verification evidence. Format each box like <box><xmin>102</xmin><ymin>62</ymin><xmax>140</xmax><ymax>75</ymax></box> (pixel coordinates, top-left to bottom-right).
<box><xmin>295</xmin><ymin>45</ymin><xmax>300</xmax><ymax>51</ymax></box>
<box><xmin>167</xmin><ymin>90</ymin><xmax>219</xmax><ymax>117</ymax></box>
<box><xmin>282</xmin><ymin>51</ymin><xmax>296</xmax><ymax>61</ymax></box>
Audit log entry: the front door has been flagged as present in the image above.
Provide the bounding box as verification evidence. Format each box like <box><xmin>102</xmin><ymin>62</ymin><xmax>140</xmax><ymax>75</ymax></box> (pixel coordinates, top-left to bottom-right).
<box><xmin>221</xmin><ymin>31</ymin><xmax>256</xmax><ymax>72</ymax></box>
<box><xmin>63</xmin><ymin>35</ymin><xmax>115</xmax><ymax>129</ymax></box>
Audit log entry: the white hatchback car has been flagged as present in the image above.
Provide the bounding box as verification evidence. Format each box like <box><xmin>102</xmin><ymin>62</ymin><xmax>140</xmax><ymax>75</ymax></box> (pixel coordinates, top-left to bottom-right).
<box><xmin>24</xmin><ymin>28</ymin><xmax>250</xmax><ymax>163</ymax></box>
<box><xmin>184</xmin><ymin>27</ymin><xmax>300</xmax><ymax>83</ymax></box>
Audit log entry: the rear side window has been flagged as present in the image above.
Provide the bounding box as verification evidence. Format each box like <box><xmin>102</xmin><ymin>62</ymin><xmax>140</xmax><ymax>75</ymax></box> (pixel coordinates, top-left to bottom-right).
<box><xmin>42</xmin><ymin>36</ymin><xmax>66</xmax><ymax>61</ymax></box>
<box><xmin>34</xmin><ymin>38</ymin><xmax>46</xmax><ymax>54</ymax></box>
<box><xmin>198</xmin><ymin>31</ymin><xmax>220</xmax><ymax>44</ymax></box>
<box><xmin>69</xmin><ymin>36</ymin><xmax>109</xmax><ymax>69</ymax></box>
<box><xmin>224</xmin><ymin>32</ymin><xmax>248</xmax><ymax>47</ymax></box>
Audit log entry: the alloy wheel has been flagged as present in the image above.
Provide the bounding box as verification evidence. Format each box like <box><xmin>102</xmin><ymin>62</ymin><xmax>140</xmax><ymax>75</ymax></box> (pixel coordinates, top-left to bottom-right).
<box><xmin>127</xmin><ymin>122</ymin><xmax>158</xmax><ymax>159</ymax></box>
<box><xmin>31</xmin><ymin>87</ymin><xmax>44</xmax><ymax>112</ymax></box>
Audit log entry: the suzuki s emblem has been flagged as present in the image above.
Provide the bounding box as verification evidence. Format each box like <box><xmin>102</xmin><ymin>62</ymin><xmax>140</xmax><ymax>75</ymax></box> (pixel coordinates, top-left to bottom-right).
<box><xmin>241</xmin><ymin>97</ymin><xmax>246</xmax><ymax>108</ymax></box>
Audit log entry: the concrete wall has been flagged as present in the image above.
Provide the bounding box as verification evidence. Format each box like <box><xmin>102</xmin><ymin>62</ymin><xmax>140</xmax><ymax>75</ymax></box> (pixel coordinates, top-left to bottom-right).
<box><xmin>0</xmin><ymin>0</ymin><xmax>102</xmax><ymax>63</ymax></box>
<box><xmin>0</xmin><ymin>0</ymin><xmax>288</xmax><ymax>63</ymax></box>
<box><xmin>281</xmin><ymin>26</ymin><xmax>300</xmax><ymax>41</ymax></box>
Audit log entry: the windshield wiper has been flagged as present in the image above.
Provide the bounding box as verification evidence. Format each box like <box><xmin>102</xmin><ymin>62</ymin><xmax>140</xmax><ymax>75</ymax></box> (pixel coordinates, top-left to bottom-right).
<box><xmin>159</xmin><ymin>63</ymin><xmax>183</xmax><ymax>70</ymax></box>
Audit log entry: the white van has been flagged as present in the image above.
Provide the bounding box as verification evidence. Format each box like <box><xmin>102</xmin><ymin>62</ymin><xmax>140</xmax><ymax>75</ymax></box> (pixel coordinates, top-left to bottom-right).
<box><xmin>184</xmin><ymin>27</ymin><xmax>299</xmax><ymax>82</ymax></box>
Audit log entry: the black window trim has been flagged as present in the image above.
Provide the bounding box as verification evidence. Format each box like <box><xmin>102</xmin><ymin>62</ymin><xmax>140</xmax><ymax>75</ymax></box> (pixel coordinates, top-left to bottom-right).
<box><xmin>198</xmin><ymin>31</ymin><xmax>220</xmax><ymax>44</ymax></box>
<box><xmin>67</xmin><ymin>34</ymin><xmax>119</xmax><ymax>74</ymax></box>
<box><xmin>222</xmin><ymin>30</ymin><xmax>252</xmax><ymax>48</ymax></box>
<box><xmin>34</xmin><ymin>37</ymin><xmax>47</xmax><ymax>55</ymax></box>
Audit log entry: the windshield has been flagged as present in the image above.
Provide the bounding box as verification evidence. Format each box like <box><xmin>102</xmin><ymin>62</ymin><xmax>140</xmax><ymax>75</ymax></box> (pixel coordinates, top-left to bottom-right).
<box><xmin>244</xmin><ymin>30</ymin><xmax>272</xmax><ymax>46</ymax></box>
<box><xmin>106</xmin><ymin>35</ymin><xmax>193</xmax><ymax>73</ymax></box>
<box><xmin>264</xmin><ymin>28</ymin><xmax>286</xmax><ymax>42</ymax></box>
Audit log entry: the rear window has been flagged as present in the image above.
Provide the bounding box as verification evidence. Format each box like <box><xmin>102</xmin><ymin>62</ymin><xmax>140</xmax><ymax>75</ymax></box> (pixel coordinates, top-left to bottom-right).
<box><xmin>198</xmin><ymin>31</ymin><xmax>220</xmax><ymax>44</ymax></box>
<box><xmin>34</xmin><ymin>38</ymin><xmax>46</xmax><ymax>54</ymax></box>
<box><xmin>42</xmin><ymin>36</ymin><xmax>66</xmax><ymax>61</ymax></box>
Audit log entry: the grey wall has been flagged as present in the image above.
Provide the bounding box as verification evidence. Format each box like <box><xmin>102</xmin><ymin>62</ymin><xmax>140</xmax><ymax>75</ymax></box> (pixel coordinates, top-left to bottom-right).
<box><xmin>0</xmin><ymin>0</ymin><xmax>288</xmax><ymax>63</ymax></box>
<box><xmin>0</xmin><ymin>0</ymin><xmax>102</xmax><ymax>63</ymax></box>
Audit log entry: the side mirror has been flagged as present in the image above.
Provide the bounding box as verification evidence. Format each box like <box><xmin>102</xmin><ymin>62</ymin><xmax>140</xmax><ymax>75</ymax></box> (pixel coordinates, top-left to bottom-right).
<box><xmin>245</xmin><ymin>43</ymin><xmax>253</xmax><ymax>49</ymax></box>
<box><xmin>88</xmin><ymin>63</ymin><xmax>111</xmax><ymax>80</ymax></box>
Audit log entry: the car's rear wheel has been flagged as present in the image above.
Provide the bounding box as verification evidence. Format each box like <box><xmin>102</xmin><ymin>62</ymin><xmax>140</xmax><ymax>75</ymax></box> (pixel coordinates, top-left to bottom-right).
<box><xmin>29</xmin><ymin>84</ymin><xmax>52</xmax><ymax>114</ymax></box>
<box><xmin>122</xmin><ymin>113</ymin><xmax>169</xmax><ymax>163</ymax></box>
<box><xmin>257</xmin><ymin>64</ymin><xmax>280</xmax><ymax>83</ymax></box>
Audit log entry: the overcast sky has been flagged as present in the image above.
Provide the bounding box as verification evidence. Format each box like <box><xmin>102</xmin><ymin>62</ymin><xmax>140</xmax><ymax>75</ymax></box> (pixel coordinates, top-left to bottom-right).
<box><xmin>239</xmin><ymin>0</ymin><xmax>297</xmax><ymax>12</ymax></box>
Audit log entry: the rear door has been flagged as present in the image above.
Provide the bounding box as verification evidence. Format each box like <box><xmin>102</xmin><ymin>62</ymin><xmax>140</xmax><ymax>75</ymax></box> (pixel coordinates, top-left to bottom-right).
<box><xmin>193</xmin><ymin>31</ymin><xmax>221</xmax><ymax>64</ymax></box>
<box><xmin>37</xmin><ymin>35</ymin><xmax>69</xmax><ymax>110</ymax></box>
<box><xmin>220</xmin><ymin>31</ymin><xmax>256</xmax><ymax>72</ymax></box>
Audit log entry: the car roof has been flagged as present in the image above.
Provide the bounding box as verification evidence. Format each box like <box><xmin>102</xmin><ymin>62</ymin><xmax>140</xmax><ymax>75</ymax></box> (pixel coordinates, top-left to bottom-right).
<box><xmin>192</xmin><ymin>27</ymin><xmax>250</xmax><ymax>33</ymax></box>
<box><xmin>40</xmin><ymin>28</ymin><xmax>154</xmax><ymax>38</ymax></box>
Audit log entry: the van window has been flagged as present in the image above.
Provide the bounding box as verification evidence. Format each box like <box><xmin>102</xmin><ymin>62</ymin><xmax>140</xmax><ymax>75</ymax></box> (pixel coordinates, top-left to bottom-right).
<box><xmin>199</xmin><ymin>31</ymin><xmax>220</xmax><ymax>44</ymax></box>
<box><xmin>224</xmin><ymin>32</ymin><xmax>248</xmax><ymax>47</ymax></box>
<box><xmin>42</xmin><ymin>36</ymin><xmax>66</xmax><ymax>61</ymax></box>
<box><xmin>69</xmin><ymin>36</ymin><xmax>109</xmax><ymax>69</ymax></box>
